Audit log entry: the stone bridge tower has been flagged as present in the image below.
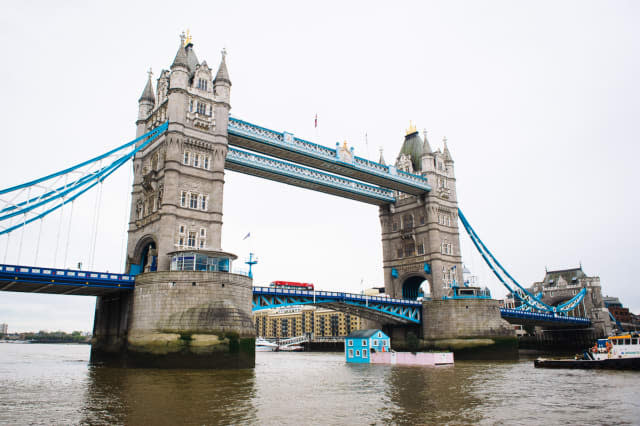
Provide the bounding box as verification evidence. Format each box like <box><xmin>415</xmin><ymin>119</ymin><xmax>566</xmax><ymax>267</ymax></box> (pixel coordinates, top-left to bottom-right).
<box><xmin>91</xmin><ymin>35</ymin><xmax>255</xmax><ymax>369</ymax></box>
<box><xmin>127</xmin><ymin>34</ymin><xmax>230</xmax><ymax>272</ymax></box>
<box><xmin>379</xmin><ymin>124</ymin><xmax>463</xmax><ymax>300</ymax></box>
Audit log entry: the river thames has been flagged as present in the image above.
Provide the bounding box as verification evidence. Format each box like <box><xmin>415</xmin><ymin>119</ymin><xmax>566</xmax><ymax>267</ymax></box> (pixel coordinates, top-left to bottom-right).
<box><xmin>0</xmin><ymin>343</ymin><xmax>639</xmax><ymax>425</ymax></box>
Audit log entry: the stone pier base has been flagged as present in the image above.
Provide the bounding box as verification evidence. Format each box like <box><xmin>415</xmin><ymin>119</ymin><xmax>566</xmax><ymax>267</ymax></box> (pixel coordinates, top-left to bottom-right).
<box><xmin>420</xmin><ymin>299</ymin><xmax>518</xmax><ymax>359</ymax></box>
<box><xmin>91</xmin><ymin>271</ymin><xmax>255</xmax><ymax>369</ymax></box>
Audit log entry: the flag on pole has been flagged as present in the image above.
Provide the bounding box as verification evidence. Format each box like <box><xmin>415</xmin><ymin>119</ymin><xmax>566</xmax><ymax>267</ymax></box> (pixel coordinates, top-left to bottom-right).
<box><xmin>243</xmin><ymin>232</ymin><xmax>251</xmax><ymax>240</ymax></box>
<box><xmin>314</xmin><ymin>114</ymin><xmax>318</xmax><ymax>128</ymax></box>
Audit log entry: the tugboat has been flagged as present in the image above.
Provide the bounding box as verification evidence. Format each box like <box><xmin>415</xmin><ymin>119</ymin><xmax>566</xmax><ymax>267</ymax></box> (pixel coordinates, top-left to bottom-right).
<box><xmin>534</xmin><ymin>332</ymin><xmax>640</xmax><ymax>370</ymax></box>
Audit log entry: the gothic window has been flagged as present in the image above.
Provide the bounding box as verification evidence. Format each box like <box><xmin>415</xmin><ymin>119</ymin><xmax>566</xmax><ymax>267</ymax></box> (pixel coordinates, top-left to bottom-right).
<box><xmin>396</xmin><ymin>247</ymin><xmax>403</xmax><ymax>258</ymax></box>
<box><xmin>194</xmin><ymin>154</ymin><xmax>200</xmax><ymax>168</ymax></box>
<box><xmin>189</xmin><ymin>193</ymin><xmax>198</xmax><ymax>209</ymax></box>
<box><xmin>441</xmin><ymin>240</ymin><xmax>453</xmax><ymax>255</ymax></box>
<box><xmin>151</xmin><ymin>153</ymin><xmax>158</xmax><ymax>170</ymax></box>
<box><xmin>180</xmin><ymin>191</ymin><xmax>187</xmax><ymax>207</ymax></box>
<box><xmin>178</xmin><ymin>236</ymin><xmax>184</xmax><ymax>247</ymax></box>
<box><xmin>187</xmin><ymin>231</ymin><xmax>196</xmax><ymax>248</ymax></box>
<box><xmin>197</xmin><ymin>79</ymin><xmax>208</xmax><ymax>91</ymax></box>
<box><xmin>403</xmin><ymin>214</ymin><xmax>413</xmax><ymax>231</ymax></box>
<box><xmin>392</xmin><ymin>222</ymin><xmax>398</xmax><ymax>232</ymax></box>
<box><xmin>404</xmin><ymin>242</ymin><xmax>415</xmax><ymax>257</ymax></box>
<box><xmin>204</xmin><ymin>156</ymin><xmax>210</xmax><ymax>170</ymax></box>
<box><xmin>179</xmin><ymin>224</ymin><xmax>185</xmax><ymax>234</ymax></box>
<box><xmin>184</xmin><ymin>151</ymin><xmax>191</xmax><ymax>165</ymax></box>
<box><xmin>200</xmin><ymin>195</ymin><xmax>208</xmax><ymax>211</ymax></box>
<box><xmin>189</xmin><ymin>99</ymin><xmax>193</xmax><ymax>112</ymax></box>
<box><xmin>197</xmin><ymin>102</ymin><xmax>207</xmax><ymax>115</ymax></box>
<box><xmin>420</xmin><ymin>216</ymin><xmax>425</xmax><ymax>225</ymax></box>
<box><xmin>417</xmin><ymin>243</ymin><xmax>425</xmax><ymax>255</ymax></box>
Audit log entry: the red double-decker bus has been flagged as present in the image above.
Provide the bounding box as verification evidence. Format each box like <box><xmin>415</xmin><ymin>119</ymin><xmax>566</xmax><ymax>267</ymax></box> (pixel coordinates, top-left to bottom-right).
<box><xmin>269</xmin><ymin>281</ymin><xmax>314</xmax><ymax>291</ymax></box>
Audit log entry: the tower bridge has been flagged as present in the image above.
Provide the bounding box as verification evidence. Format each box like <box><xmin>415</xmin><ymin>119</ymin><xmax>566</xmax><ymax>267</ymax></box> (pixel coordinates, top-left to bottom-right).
<box><xmin>0</xmin><ymin>34</ymin><xmax>604</xmax><ymax>368</ymax></box>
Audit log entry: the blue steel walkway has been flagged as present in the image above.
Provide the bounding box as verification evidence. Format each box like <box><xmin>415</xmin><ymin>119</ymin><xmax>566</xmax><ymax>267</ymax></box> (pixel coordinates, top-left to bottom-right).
<box><xmin>0</xmin><ymin>264</ymin><xmax>135</xmax><ymax>296</ymax></box>
<box><xmin>227</xmin><ymin>117</ymin><xmax>431</xmax><ymax>195</ymax></box>
<box><xmin>252</xmin><ymin>286</ymin><xmax>422</xmax><ymax>324</ymax></box>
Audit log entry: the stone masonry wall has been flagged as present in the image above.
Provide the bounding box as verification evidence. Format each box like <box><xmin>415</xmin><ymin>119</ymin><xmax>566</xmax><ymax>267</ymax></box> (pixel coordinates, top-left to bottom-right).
<box><xmin>129</xmin><ymin>271</ymin><xmax>254</xmax><ymax>337</ymax></box>
<box><xmin>422</xmin><ymin>299</ymin><xmax>514</xmax><ymax>340</ymax></box>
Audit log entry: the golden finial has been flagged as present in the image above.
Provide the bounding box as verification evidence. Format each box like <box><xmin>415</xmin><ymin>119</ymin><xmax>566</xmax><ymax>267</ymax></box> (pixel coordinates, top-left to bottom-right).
<box><xmin>185</xmin><ymin>29</ymin><xmax>193</xmax><ymax>46</ymax></box>
<box><xmin>405</xmin><ymin>120</ymin><xmax>417</xmax><ymax>135</ymax></box>
<box><xmin>343</xmin><ymin>140</ymin><xmax>348</xmax><ymax>150</ymax></box>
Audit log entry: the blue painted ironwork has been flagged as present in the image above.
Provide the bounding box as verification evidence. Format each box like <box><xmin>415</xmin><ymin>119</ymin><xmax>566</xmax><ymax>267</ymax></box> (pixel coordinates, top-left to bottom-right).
<box><xmin>252</xmin><ymin>287</ymin><xmax>421</xmax><ymax>323</ymax></box>
<box><xmin>458</xmin><ymin>209</ymin><xmax>586</xmax><ymax>314</ymax></box>
<box><xmin>0</xmin><ymin>263</ymin><xmax>135</xmax><ymax>295</ymax></box>
<box><xmin>226</xmin><ymin>147</ymin><xmax>396</xmax><ymax>204</ymax></box>
<box><xmin>500</xmin><ymin>308</ymin><xmax>591</xmax><ymax>326</ymax></box>
<box><xmin>228</xmin><ymin>117</ymin><xmax>431</xmax><ymax>193</ymax></box>
<box><xmin>0</xmin><ymin>122</ymin><xmax>168</xmax><ymax>236</ymax></box>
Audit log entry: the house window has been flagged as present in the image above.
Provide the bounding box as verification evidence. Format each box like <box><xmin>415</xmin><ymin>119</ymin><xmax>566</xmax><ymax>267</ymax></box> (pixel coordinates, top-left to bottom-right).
<box><xmin>204</xmin><ymin>156</ymin><xmax>210</xmax><ymax>170</ymax></box>
<box><xmin>183</xmin><ymin>151</ymin><xmax>190</xmax><ymax>165</ymax></box>
<box><xmin>190</xmin><ymin>193</ymin><xmax>198</xmax><ymax>209</ymax></box>
<box><xmin>373</xmin><ymin>340</ymin><xmax>378</xmax><ymax>346</ymax></box>
<box><xmin>178</xmin><ymin>236</ymin><xmax>184</xmax><ymax>247</ymax></box>
<box><xmin>378</xmin><ymin>332</ymin><xmax>382</xmax><ymax>338</ymax></box>
<box><xmin>179</xmin><ymin>225</ymin><xmax>185</xmax><ymax>234</ymax></box>
<box><xmin>362</xmin><ymin>349</ymin><xmax>368</xmax><ymax>358</ymax></box>
<box><xmin>356</xmin><ymin>350</ymin><xmax>360</xmax><ymax>357</ymax></box>
<box><xmin>180</xmin><ymin>191</ymin><xmax>187</xmax><ymax>207</ymax></box>
<box><xmin>194</xmin><ymin>154</ymin><xmax>200</xmax><ymax>168</ymax></box>
<box><xmin>348</xmin><ymin>349</ymin><xmax>353</xmax><ymax>357</ymax></box>
<box><xmin>348</xmin><ymin>340</ymin><xmax>353</xmax><ymax>346</ymax></box>
<box><xmin>199</xmin><ymin>228</ymin><xmax>206</xmax><ymax>238</ymax></box>
<box><xmin>200</xmin><ymin>195</ymin><xmax>207</xmax><ymax>211</ymax></box>
<box><xmin>362</xmin><ymin>340</ymin><xmax>367</xmax><ymax>346</ymax></box>
<box><xmin>187</xmin><ymin>231</ymin><xmax>196</xmax><ymax>248</ymax></box>
<box><xmin>417</xmin><ymin>243</ymin><xmax>425</xmax><ymax>255</ymax></box>
<box><xmin>199</xmin><ymin>239</ymin><xmax>205</xmax><ymax>249</ymax></box>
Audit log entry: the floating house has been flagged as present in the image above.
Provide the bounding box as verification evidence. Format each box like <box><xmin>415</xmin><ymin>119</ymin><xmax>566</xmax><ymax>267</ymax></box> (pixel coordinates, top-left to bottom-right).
<box><xmin>345</xmin><ymin>329</ymin><xmax>454</xmax><ymax>366</ymax></box>
<box><xmin>345</xmin><ymin>329</ymin><xmax>391</xmax><ymax>363</ymax></box>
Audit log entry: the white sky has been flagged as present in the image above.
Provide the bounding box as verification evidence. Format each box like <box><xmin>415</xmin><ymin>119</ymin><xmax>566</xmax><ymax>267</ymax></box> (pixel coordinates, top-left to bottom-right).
<box><xmin>0</xmin><ymin>1</ymin><xmax>638</xmax><ymax>332</ymax></box>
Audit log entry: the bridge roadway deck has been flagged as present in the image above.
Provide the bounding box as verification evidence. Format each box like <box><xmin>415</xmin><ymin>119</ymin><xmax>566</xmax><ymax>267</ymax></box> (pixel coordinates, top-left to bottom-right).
<box><xmin>0</xmin><ymin>264</ymin><xmax>592</xmax><ymax>328</ymax></box>
<box><xmin>227</xmin><ymin>117</ymin><xmax>431</xmax><ymax>195</ymax></box>
<box><xmin>0</xmin><ymin>264</ymin><xmax>135</xmax><ymax>296</ymax></box>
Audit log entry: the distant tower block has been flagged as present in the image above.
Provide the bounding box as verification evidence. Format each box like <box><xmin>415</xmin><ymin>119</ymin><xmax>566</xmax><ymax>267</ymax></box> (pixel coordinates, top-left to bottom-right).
<box><xmin>91</xmin><ymin>35</ymin><xmax>255</xmax><ymax>369</ymax></box>
<box><xmin>380</xmin><ymin>127</ymin><xmax>462</xmax><ymax>301</ymax></box>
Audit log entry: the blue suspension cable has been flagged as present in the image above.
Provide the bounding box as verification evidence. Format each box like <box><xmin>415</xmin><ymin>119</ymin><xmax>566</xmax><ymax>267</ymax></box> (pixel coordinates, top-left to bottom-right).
<box><xmin>0</xmin><ymin>122</ymin><xmax>168</xmax><ymax>236</ymax></box>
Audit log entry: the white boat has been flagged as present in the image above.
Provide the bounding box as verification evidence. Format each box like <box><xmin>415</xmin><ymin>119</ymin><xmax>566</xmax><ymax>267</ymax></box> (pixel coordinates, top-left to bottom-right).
<box><xmin>255</xmin><ymin>337</ymin><xmax>278</xmax><ymax>352</ymax></box>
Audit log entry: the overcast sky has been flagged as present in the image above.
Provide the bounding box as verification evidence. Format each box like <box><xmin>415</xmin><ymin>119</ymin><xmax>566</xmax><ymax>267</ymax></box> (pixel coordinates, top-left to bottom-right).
<box><xmin>0</xmin><ymin>1</ymin><xmax>638</xmax><ymax>332</ymax></box>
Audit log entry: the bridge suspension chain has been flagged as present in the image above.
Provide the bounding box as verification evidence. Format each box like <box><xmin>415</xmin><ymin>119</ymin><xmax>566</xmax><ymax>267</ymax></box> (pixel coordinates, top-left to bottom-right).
<box><xmin>458</xmin><ymin>208</ymin><xmax>586</xmax><ymax>314</ymax></box>
<box><xmin>0</xmin><ymin>122</ymin><xmax>168</xmax><ymax>238</ymax></box>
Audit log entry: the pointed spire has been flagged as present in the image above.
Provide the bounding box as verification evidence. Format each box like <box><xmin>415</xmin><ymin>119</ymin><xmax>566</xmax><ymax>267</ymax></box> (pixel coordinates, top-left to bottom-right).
<box><xmin>214</xmin><ymin>48</ymin><xmax>231</xmax><ymax>85</ymax></box>
<box><xmin>138</xmin><ymin>68</ymin><xmax>155</xmax><ymax>103</ymax></box>
<box><xmin>442</xmin><ymin>136</ymin><xmax>453</xmax><ymax>162</ymax></box>
<box><xmin>422</xmin><ymin>129</ymin><xmax>432</xmax><ymax>154</ymax></box>
<box><xmin>378</xmin><ymin>147</ymin><xmax>386</xmax><ymax>166</ymax></box>
<box><xmin>171</xmin><ymin>33</ymin><xmax>189</xmax><ymax>69</ymax></box>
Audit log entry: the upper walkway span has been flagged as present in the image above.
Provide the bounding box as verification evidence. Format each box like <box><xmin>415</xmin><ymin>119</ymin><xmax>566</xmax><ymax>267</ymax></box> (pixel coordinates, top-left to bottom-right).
<box><xmin>227</xmin><ymin>117</ymin><xmax>431</xmax><ymax>196</ymax></box>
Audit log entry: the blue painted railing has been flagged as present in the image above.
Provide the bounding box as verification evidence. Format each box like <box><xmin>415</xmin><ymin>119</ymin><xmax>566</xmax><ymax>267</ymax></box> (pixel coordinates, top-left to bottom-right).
<box><xmin>228</xmin><ymin>117</ymin><xmax>431</xmax><ymax>193</ymax></box>
<box><xmin>252</xmin><ymin>287</ymin><xmax>422</xmax><ymax>323</ymax></box>
<box><xmin>226</xmin><ymin>147</ymin><xmax>396</xmax><ymax>204</ymax></box>
<box><xmin>500</xmin><ymin>308</ymin><xmax>590</xmax><ymax>326</ymax></box>
<box><xmin>0</xmin><ymin>264</ymin><xmax>135</xmax><ymax>292</ymax></box>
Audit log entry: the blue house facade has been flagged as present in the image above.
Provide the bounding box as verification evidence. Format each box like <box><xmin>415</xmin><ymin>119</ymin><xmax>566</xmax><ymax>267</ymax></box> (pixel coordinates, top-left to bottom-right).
<box><xmin>345</xmin><ymin>329</ymin><xmax>391</xmax><ymax>363</ymax></box>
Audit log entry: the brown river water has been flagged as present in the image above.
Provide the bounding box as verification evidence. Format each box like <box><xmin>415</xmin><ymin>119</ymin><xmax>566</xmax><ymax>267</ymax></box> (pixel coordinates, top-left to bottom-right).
<box><xmin>0</xmin><ymin>343</ymin><xmax>639</xmax><ymax>425</ymax></box>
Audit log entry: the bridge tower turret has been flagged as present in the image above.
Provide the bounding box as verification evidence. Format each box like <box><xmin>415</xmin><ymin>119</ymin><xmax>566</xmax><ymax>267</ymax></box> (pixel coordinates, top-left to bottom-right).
<box><xmin>92</xmin><ymin>34</ymin><xmax>255</xmax><ymax>369</ymax></box>
<box><xmin>380</xmin><ymin>126</ymin><xmax>463</xmax><ymax>301</ymax></box>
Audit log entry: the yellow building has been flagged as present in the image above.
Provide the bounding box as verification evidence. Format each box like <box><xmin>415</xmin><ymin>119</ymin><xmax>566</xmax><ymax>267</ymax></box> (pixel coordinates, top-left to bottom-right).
<box><xmin>253</xmin><ymin>306</ymin><xmax>363</xmax><ymax>339</ymax></box>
